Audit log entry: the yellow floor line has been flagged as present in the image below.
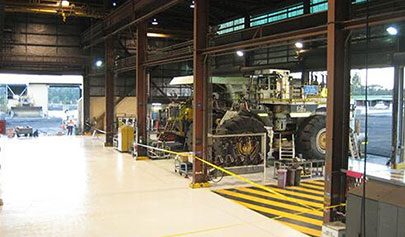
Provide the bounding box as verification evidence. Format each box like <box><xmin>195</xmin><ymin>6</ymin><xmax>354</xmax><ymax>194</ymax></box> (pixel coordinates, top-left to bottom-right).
<box><xmin>236</xmin><ymin>187</ymin><xmax>324</xmax><ymax>209</ymax></box>
<box><xmin>235</xmin><ymin>201</ymin><xmax>323</xmax><ymax>227</ymax></box>
<box><xmin>278</xmin><ymin>220</ymin><xmax>322</xmax><ymax>237</ymax></box>
<box><xmin>287</xmin><ymin>186</ymin><xmax>324</xmax><ymax>196</ymax></box>
<box><xmin>217</xmin><ymin>189</ymin><xmax>323</xmax><ymax>217</ymax></box>
<box><xmin>161</xmin><ymin>223</ymin><xmax>244</xmax><ymax>237</ymax></box>
<box><xmin>303</xmin><ymin>180</ymin><xmax>325</xmax><ymax>186</ymax></box>
<box><xmin>299</xmin><ymin>183</ymin><xmax>325</xmax><ymax>191</ymax></box>
<box><xmin>261</xmin><ymin>186</ymin><xmax>324</xmax><ymax>201</ymax></box>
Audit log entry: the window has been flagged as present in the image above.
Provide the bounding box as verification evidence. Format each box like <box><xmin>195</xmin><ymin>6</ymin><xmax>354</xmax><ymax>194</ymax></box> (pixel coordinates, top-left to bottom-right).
<box><xmin>310</xmin><ymin>0</ymin><xmax>328</xmax><ymax>13</ymax></box>
<box><xmin>311</xmin><ymin>0</ymin><xmax>370</xmax><ymax>13</ymax></box>
<box><xmin>217</xmin><ymin>17</ymin><xmax>245</xmax><ymax>35</ymax></box>
<box><xmin>353</xmin><ymin>0</ymin><xmax>367</xmax><ymax>3</ymax></box>
<box><xmin>250</xmin><ymin>4</ymin><xmax>304</xmax><ymax>27</ymax></box>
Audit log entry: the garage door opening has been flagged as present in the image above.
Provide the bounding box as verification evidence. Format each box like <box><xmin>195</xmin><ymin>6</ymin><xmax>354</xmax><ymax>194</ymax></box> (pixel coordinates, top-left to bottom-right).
<box><xmin>0</xmin><ymin>74</ymin><xmax>83</xmax><ymax>136</ymax></box>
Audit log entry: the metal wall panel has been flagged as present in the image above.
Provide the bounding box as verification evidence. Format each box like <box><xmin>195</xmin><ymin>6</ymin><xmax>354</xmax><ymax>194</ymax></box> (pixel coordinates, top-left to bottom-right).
<box><xmin>347</xmin><ymin>194</ymin><xmax>379</xmax><ymax>237</ymax></box>
<box><xmin>378</xmin><ymin>203</ymin><xmax>398</xmax><ymax>237</ymax></box>
<box><xmin>398</xmin><ymin>208</ymin><xmax>405</xmax><ymax>237</ymax></box>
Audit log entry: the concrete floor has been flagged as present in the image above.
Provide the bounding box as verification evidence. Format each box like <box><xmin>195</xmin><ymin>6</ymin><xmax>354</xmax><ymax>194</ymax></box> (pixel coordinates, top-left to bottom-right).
<box><xmin>0</xmin><ymin>136</ymin><xmax>307</xmax><ymax>237</ymax></box>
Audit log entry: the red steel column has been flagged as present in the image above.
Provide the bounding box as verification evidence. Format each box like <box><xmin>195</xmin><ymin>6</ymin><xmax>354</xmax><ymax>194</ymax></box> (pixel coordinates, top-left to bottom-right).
<box><xmin>136</xmin><ymin>21</ymin><xmax>148</xmax><ymax>157</ymax></box>
<box><xmin>192</xmin><ymin>0</ymin><xmax>209</xmax><ymax>184</ymax></box>
<box><xmin>105</xmin><ymin>36</ymin><xmax>115</xmax><ymax>146</ymax></box>
<box><xmin>324</xmin><ymin>0</ymin><xmax>350</xmax><ymax>222</ymax></box>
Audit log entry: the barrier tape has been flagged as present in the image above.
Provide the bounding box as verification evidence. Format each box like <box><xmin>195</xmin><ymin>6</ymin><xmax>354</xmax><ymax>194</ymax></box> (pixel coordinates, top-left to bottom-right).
<box><xmin>135</xmin><ymin>143</ymin><xmax>322</xmax><ymax>211</ymax></box>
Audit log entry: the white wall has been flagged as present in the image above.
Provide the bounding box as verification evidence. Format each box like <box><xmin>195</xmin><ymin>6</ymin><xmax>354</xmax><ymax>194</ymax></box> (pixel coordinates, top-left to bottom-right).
<box><xmin>28</xmin><ymin>83</ymin><xmax>49</xmax><ymax>115</ymax></box>
<box><xmin>90</xmin><ymin>96</ymin><xmax>137</xmax><ymax>129</ymax></box>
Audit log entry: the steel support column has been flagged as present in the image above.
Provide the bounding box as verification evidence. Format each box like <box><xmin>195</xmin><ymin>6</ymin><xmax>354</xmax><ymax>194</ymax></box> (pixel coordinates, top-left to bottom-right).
<box><xmin>304</xmin><ymin>0</ymin><xmax>310</xmax><ymax>14</ymax></box>
<box><xmin>399</xmin><ymin>67</ymin><xmax>405</xmax><ymax>163</ymax></box>
<box><xmin>136</xmin><ymin>21</ymin><xmax>148</xmax><ymax>157</ymax></box>
<box><xmin>83</xmin><ymin>70</ymin><xmax>91</xmax><ymax>132</ymax></box>
<box><xmin>392</xmin><ymin>66</ymin><xmax>401</xmax><ymax>167</ymax></box>
<box><xmin>192</xmin><ymin>0</ymin><xmax>209</xmax><ymax>185</ymax></box>
<box><xmin>105</xmin><ymin>36</ymin><xmax>115</xmax><ymax>146</ymax></box>
<box><xmin>0</xmin><ymin>0</ymin><xmax>4</xmax><ymax>52</ymax></box>
<box><xmin>324</xmin><ymin>0</ymin><xmax>350</xmax><ymax>222</ymax></box>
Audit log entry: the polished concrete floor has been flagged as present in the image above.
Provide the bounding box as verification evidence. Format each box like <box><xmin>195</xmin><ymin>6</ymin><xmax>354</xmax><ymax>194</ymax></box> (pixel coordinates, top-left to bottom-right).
<box><xmin>0</xmin><ymin>136</ymin><xmax>307</xmax><ymax>237</ymax></box>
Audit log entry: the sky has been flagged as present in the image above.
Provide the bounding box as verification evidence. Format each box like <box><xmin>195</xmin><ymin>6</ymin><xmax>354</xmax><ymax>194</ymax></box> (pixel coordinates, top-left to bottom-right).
<box><xmin>352</xmin><ymin>67</ymin><xmax>395</xmax><ymax>89</ymax></box>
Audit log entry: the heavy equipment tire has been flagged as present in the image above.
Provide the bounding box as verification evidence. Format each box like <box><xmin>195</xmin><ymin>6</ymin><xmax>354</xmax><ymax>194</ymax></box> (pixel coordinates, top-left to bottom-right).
<box><xmin>214</xmin><ymin>114</ymin><xmax>267</xmax><ymax>166</ymax></box>
<box><xmin>216</xmin><ymin>114</ymin><xmax>267</xmax><ymax>135</ymax></box>
<box><xmin>296</xmin><ymin>115</ymin><xmax>326</xmax><ymax>160</ymax></box>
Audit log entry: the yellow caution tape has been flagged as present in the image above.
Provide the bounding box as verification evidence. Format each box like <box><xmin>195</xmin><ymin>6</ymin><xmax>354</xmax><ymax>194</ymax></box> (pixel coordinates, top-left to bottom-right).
<box><xmin>135</xmin><ymin>143</ymin><xmax>318</xmax><ymax>211</ymax></box>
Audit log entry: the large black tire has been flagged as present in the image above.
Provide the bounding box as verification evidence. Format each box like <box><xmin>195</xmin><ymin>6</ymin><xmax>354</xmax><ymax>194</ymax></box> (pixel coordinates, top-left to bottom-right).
<box><xmin>216</xmin><ymin>112</ymin><xmax>267</xmax><ymax>135</ymax></box>
<box><xmin>214</xmin><ymin>113</ymin><xmax>267</xmax><ymax>167</ymax></box>
<box><xmin>296</xmin><ymin>115</ymin><xmax>326</xmax><ymax>160</ymax></box>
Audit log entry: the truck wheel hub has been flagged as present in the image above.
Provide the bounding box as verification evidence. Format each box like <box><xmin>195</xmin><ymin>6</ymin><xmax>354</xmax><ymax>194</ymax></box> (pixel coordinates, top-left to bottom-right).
<box><xmin>316</xmin><ymin>128</ymin><xmax>327</xmax><ymax>154</ymax></box>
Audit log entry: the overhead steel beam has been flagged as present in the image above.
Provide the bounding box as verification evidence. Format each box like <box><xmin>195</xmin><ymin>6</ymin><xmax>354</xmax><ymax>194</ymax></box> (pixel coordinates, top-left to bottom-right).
<box><xmin>111</xmin><ymin>8</ymin><xmax>405</xmax><ymax>73</ymax></box>
<box><xmin>82</xmin><ymin>0</ymin><xmax>183</xmax><ymax>48</ymax></box>
<box><xmin>324</xmin><ymin>0</ymin><xmax>351</xmax><ymax>223</ymax></box>
<box><xmin>344</xmin><ymin>9</ymin><xmax>405</xmax><ymax>30</ymax></box>
<box><xmin>192</xmin><ymin>0</ymin><xmax>209</xmax><ymax>185</ymax></box>
<box><xmin>205</xmin><ymin>9</ymin><xmax>405</xmax><ymax>56</ymax></box>
<box><xmin>105</xmin><ymin>36</ymin><xmax>115</xmax><ymax>146</ymax></box>
<box><xmin>136</xmin><ymin>21</ymin><xmax>148</xmax><ymax>157</ymax></box>
<box><xmin>3</xmin><ymin>0</ymin><xmax>105</xmax><ymax>18</ymax></box>
<box><xmin>0</xmin><ymin>0</ymin><xmax>4</xmax><ymax>53</ymax></box>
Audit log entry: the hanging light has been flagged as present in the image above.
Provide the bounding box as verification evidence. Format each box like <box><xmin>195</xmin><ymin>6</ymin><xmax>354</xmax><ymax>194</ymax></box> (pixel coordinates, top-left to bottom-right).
<box><xmin>152</xmin><ymin>18</ymin><xmax>158</xmax><ymax>26</ymax></box>
<box><xmin>236</xmin><ymin>50</ymin><xmax>244</xmax><ymax>57</ymax></box>
<box><xmin>61</xmin><ymin>0</ymin><xmax>70</xmax><ymax>7</ymax></box>
<box><xmin>386</xmin><ymin>26</ymin><xmax>398</xmax><ymax>36</ymax></box>
<box><xmin>95</xmin><ymin>60</ymin><xmax>103</xmax><ymax>67</ymax></box>
<box><xmin>295</xmin><ymin>41</ymin><xmax>304</xmax><ymax>49</ymax></box>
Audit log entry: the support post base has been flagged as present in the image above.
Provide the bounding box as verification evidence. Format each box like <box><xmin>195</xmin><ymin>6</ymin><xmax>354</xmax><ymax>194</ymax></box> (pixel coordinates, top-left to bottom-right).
<box><xmin>189</xmin><ymin>182</ymin><xmax>211</xmax><ymax>189</ymax></box>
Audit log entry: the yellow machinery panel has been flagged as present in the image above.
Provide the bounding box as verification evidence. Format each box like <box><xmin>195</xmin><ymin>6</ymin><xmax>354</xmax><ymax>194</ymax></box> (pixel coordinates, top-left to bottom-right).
<box><xmin>116</xmin><ymin>125</ymin><xmax>134</xmax><ymax>153</ymax></box>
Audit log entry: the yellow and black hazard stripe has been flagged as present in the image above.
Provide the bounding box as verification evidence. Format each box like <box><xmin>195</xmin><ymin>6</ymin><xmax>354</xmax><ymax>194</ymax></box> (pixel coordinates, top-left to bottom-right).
<box><xmin>388</xmin><ymin>170</ymin><xmax>405</xmax><ymax>183</ymax></box>
<box><xmin>214</xmin><ymin>180</ymin><xmax>325</xmax><ymax>237</ymax></box>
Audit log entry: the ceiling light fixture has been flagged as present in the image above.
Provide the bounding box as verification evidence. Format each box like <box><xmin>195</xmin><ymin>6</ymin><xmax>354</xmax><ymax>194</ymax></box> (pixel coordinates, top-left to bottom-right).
<box><xmin>95</xmin><ymin>60</ymin><xmax>103</xmax><ymax>67</ymax></box>
<box><xmin>295</xmin><ymin>41</ymin><xmax>304</xmax><ymax>49</ymax></box>
<box><xmin>190</xmin><ymin>1</ymin><xmax>195</xmax><ymax>8</ymax></box>
<box><xmin>152</xmin><ymin>18</ymin><xmax>158</xmax><ymax>26</ymax></box>
<box><xmin>386</xmin><ymin>26</ymin><xmax>398</xmax><ymax>36</ymax></box>
<box><xmin>236</xmin><ymin>50</ymin><xmax>244</xmax><ymax>57</ymax></box>
<box><xmin>61</xmin><ymin>0</ymin><xmax>70</xmax><ymax>7</ymax></box>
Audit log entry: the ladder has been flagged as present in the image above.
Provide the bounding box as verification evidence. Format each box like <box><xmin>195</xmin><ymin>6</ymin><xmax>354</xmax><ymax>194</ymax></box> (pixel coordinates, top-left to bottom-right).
<box><xmin>349</xmin><ymin>131</ymin><xmax>361</xmax><ymax>159</ymax></box>
<box><xmin>278</xmin><ymin>133</ymin><xmax>295</xmax><ymax>160</ymax></box>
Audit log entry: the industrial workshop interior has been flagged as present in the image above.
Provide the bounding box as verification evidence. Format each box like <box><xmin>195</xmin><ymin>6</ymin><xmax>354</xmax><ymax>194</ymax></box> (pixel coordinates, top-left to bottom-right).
<box><xmin>1</xmin><ymin>0</ymin><xmax>405</xmax><ymax>236</ymax></box>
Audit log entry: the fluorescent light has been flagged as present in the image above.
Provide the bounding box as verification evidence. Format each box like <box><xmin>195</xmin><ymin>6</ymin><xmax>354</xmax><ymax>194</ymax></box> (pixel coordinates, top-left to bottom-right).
<box><xmin>61</xmin><ymin>0</ymin><xmax>70</xmax><ymax>7</ymax></box>
<box><xmin>386</xmin><ymin>26</ymin><xmax>398</xmax><ymax>36</ymax></box>
<box><xmin>295</xmin><ymin>41</ymin><xmax>304</xmax><ymax>49</ymax></box>
<box><xmin>236</xmin><ymin>50</ymin><xmax>244</xmax><ymax>57</ymax></box>
<box><xmin>290</xmin><ymin>112</ymin><xmax>312</xmax><ymax>118</ymax></box>
<box><xmin>95</xmin><ymin>60</ymin><xmax>103</xmax><ymax>67</ymax></box>
<box><xmin>152</xmin><ymin>18</ymin><xmax>158</xmax><ymax>26</ymax></box>
<box><xmin>147</xmin><ymin>32</ymin><xmax>171</xmax><ymax>38</ymax></box>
